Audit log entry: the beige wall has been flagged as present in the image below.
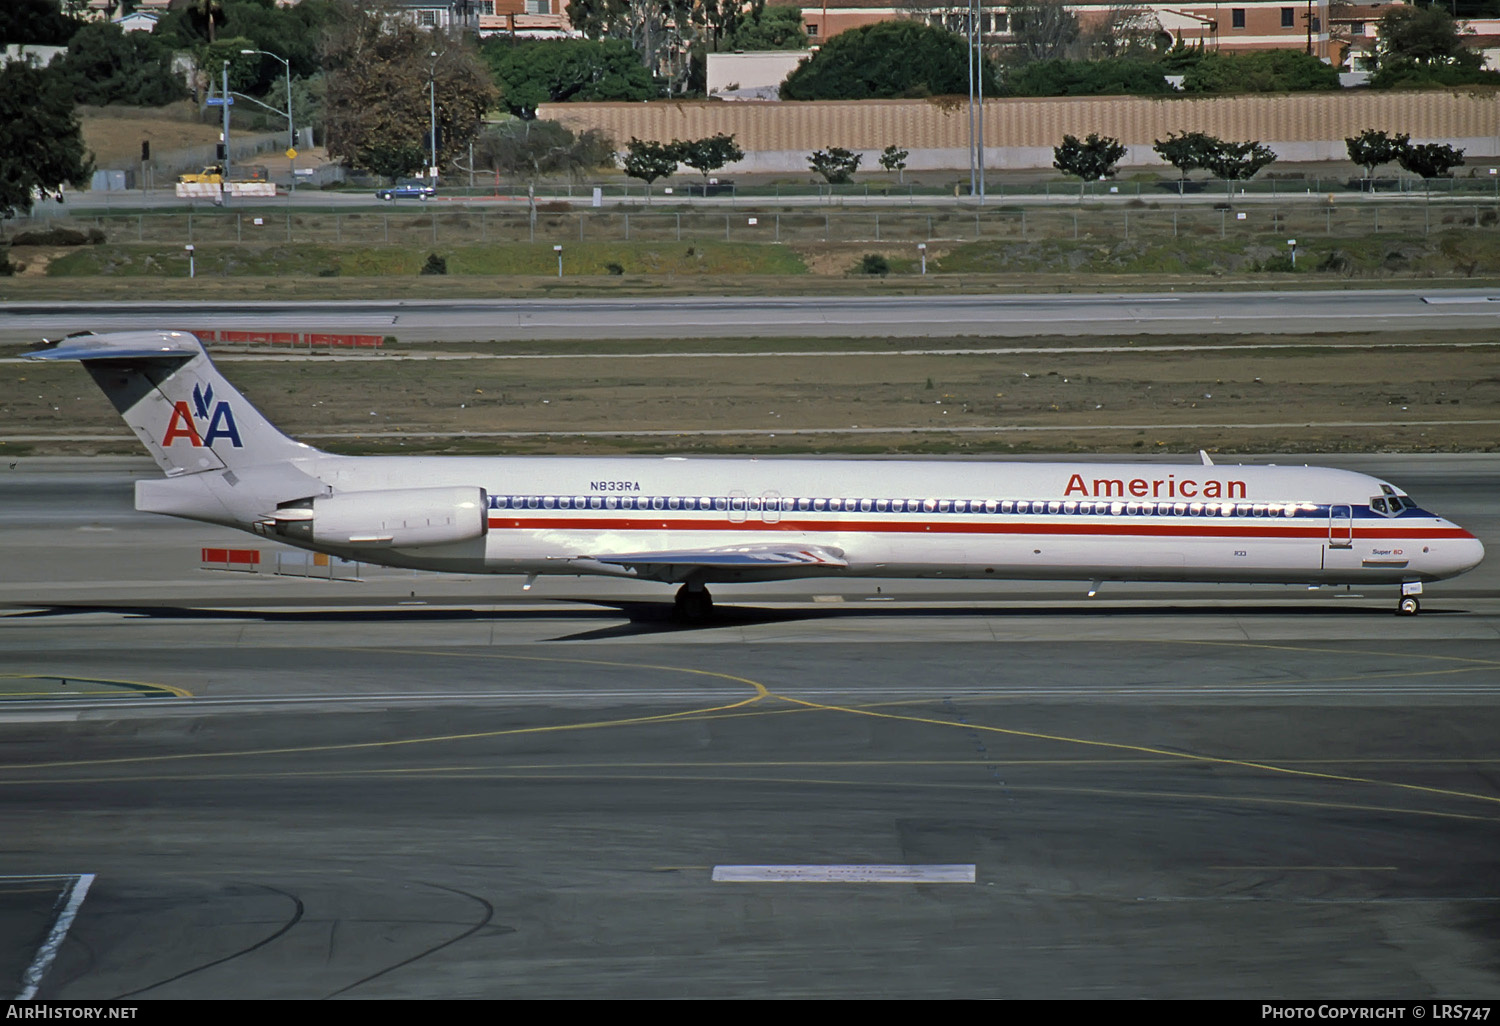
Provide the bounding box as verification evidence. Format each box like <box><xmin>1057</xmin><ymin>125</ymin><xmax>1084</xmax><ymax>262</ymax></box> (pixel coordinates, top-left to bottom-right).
<box><xmin>542</xmin><ymin>93</ymin><xmax>1500</xmax><ymax>172</ymax></box>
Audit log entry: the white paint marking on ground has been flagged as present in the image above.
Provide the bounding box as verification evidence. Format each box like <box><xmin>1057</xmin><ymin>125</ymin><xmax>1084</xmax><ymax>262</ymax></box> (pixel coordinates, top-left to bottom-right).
<box><xmin>712</xmin><ymin>864</ymin><xmax>976</xmax><ymax>883</ymax></box>
<box><xmin>14</xmin><ymin>872</ymin><xmax>95</xmax><ymax>1000</ymax></box>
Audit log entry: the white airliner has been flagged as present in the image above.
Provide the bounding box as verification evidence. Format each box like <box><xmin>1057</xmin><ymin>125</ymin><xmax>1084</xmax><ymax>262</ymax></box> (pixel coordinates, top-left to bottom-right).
<box><xmin>31</xmin><ymin>330</ymin><xmax>1484</xmax><ymax>619</ymax></box>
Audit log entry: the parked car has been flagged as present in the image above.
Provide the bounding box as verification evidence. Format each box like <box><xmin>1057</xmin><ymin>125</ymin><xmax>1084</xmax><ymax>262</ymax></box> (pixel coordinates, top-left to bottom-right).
<box><xmin>376</xmin><ymin>181</ymin><xmax>436</xmax><ymax>200</ymax></box>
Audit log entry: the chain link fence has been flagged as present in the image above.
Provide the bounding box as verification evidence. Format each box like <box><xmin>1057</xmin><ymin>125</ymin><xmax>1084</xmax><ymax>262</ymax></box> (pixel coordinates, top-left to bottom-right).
<box><xmin>50</xmin><ymin>200</ymin><xmax>1500</xmax><ymax>249</ymax></box>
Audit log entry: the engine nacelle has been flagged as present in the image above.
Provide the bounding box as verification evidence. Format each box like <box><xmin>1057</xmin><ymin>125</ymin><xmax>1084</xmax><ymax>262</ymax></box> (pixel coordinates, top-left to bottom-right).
<box><xmin>272</xmin><ymin>486</ymin><xmax>487</xmax><ymax>548</ymax></box>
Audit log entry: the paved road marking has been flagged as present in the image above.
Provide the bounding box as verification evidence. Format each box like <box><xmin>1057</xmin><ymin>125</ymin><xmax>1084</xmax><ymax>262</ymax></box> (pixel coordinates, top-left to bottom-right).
<box><xmin>13</xmin><ymin>872</ymin><xmax>94</xmax><ymax>1000</ymax></box>
<box><xmin>712</xmin><ymin>864</ymin><xmax>976</xmax><ymax>883</ymax></box>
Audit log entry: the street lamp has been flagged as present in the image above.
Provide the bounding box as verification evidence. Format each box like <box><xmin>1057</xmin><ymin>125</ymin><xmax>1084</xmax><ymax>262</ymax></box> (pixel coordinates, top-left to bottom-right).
<box><xmin>428</xmin><ymin>51</ymin><xmax>439</xmax><ymax>182</ymax></box>
<box><xmin>240</xmin><ymin>49</ymin><xmax>294</xmax><ymax>190</ymax></box>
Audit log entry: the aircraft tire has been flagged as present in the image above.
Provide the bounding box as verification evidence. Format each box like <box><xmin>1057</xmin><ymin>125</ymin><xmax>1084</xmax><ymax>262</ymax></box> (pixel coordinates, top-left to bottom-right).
<box><xmin>674</xmin><ymin>585</ymin><xmax>714</xmax><ymax>623</ymax></box>
<box><xmin>1397</xmin><ymin>596</ymin><xmax>1420</xmax><ymax>616</ymax></box>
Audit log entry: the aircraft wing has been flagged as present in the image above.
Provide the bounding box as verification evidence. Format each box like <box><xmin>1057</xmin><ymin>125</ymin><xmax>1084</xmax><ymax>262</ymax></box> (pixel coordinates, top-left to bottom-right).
<box><xmin>578</xmin><ymin>544</ymin><xmax>848</xmax><ymax>580</ymax></box>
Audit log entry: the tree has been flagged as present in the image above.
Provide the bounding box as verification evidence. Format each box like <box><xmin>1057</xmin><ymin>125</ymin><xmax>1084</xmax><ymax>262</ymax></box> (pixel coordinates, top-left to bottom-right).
<box><xmin>567</xmin><ymin>0</ymin><xmax>706</xmax><ymax>97</ymax></box>
<box><xmin>781</xmin><ymin>21</ymin><xmax>990</xmax><ymax>100</ymax></box>
<box><xmin>1370</xmin><ymin>5</ymin><xmax>1500</xmax><ymax>87</ymax></box>
<box><xmin>157</xmin><ymin>0</ymin><xmax>340</xmax><ymax>88</ymax></box>
<box><xmin>879</xmin><ymin>144</ymin><xmax>909</xmax><ymax>183</ymax></box>
<box><xmin>53</xmin><ymin>21</ymin><xmax>187</xmax><ymax>106</ymax></box>
<box><xmin>476</xmin><ymin>119</ymin><xmax>615</xmax><ymax>182</ymax></box>
<box><xmin>1345</xmin><ymin>129</ymin><xmax>1410</xmax><ymax>179</ymax></box>
<box><xmin>1000</xmin><ymin>58</ymin><xmax>1171</xmax><ymax>96</ymax></box>
<box><xmin>1201</xmin><ymin>139</ymin><xmax>1277</xmax><ymax>181</ymax></box>
<box><xmin>1153</xmin><ymin>130</ymin><xmax>1219</xmax><ymax>185</ymax></box>
<box><xmin>189</xmin><ymin>0</ymin><xmax>225</xmax><ymax>45</ymax></box>
<box><xmin>1076</xmin><ymin>5</ymin><xmax>1162</xmax><ymax>60</ymax></box>
<box><xmin>482</xmin><ymin>38</ymin><xmax>655</xmax><ymax>121</ymax></box>
<box><xmin>1378</xmin><ymin>5</ymin><xmax>1479</xmax><ymax>68</ymax></box>
<box><xmin>621</xmin><ymin>137</ymin><xmax>678</xmax><ymax>202</ymax></box>
<box><xmin>1180</xmin><ymin>49</ymin><xmax>1341</xmax><ymax>93</ymax></box>
<box><xmin>0</xmin><ymin>61</ymin><xmax>93</xmax><ymax>221</ymax></box>
<box><xmin>264</xmin><ymin>72</ymin><xmax>326</xmax><ymax>142</ymax></box>
<box><xmin>1003</xmin><ymin>0</ymin><xmax>1081</xmax><ymax>65</ymax></box>
<box><xmin>1053</xmin><ymin>133</ymin><xmax>1127</xmax><ymax>180</ymax></box>
<box><xmin>1153</xmin><ymin>131</ymin><xmax>1276</xmax><ymax>186</ymax></box>
<box><xmin>809</xmin><ymin>147</ymin><xmax>861</xmax><ymax>184</ymax></box>
<box><xmin>322</xmin><ymin>8</ymin><xmax>496</xmax><ymax>180</ymax></box>
<box><xmin>1398</xmin><ymin>142</ymin><xmax>1465</xmax><ymax>179</ymax></box>
<box><xmin>674</xmin><ymin>132</ymin><xmax>743</xmax><ymax>184</ymax></box>
<box><xmin>0</xmin><ymin>0</ymin><xmax>82</xmax><ymax>46</ymax></box>
<box><xmin>202</xmin><ymin>36</ymin><xmax>262</xmax><ymax>95</ymax></box>
<box><xmin>721</xmin><ymin>6</ymin><xmax>807</xmax><ymax>50</ymax></box>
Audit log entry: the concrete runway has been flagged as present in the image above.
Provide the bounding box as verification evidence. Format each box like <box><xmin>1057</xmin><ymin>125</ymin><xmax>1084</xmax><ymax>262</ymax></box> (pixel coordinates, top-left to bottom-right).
<box><xmin>2</xmin><ymin>455</ymin><xmax>1499</xmax><ymax>997</ymax></box>
<box><xmin>4</xmin><ymin>289</ymin><xmax>1500</xmax><ymax>342</ymax></box>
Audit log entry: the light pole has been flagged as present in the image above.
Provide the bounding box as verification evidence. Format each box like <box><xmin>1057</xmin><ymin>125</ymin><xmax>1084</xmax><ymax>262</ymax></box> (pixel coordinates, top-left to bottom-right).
<box><xmin>428</xmin><ymin>51</ymin><xmax>439</xmax><ymax>182</ymax></box>
<box><xmin>240</xmin><ymin>49</ymin><xmax>294</xmax><ymax>191</ymax></box>
<box><xmin>221</xmin><ymin>61</ymin><xmax>231</xmax><ymax>187</ymax></box>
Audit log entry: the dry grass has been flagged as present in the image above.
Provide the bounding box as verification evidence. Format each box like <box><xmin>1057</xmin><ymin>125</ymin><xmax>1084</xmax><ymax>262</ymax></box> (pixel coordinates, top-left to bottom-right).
<box><xmin>6</xmin><ymin>330</ymin><xmax>1498</xmax><ymax>458</ymax></box>
<box><xmin>77</xmin><ymin>102</ymin><xmax>222</xmax><ymax>169</ymax></box>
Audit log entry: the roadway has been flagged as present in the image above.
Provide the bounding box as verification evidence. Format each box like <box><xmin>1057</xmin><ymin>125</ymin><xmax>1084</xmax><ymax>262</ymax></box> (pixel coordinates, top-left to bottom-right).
<box><xmin>2</xmin><ymin>455</ymin><xmax>1499</xmax><ymax>997</ymax></box>
<box><xmin>4</xmin><ymin>288</ymin><xmax>1500</xmax><ymax>343</ymax></box>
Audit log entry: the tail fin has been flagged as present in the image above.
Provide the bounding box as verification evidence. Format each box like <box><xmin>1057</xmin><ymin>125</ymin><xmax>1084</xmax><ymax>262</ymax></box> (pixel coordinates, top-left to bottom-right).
<box><xmin>27</xmin><ymin>330</ymin><xmax>319</xmax><ymax>476</ymax></box>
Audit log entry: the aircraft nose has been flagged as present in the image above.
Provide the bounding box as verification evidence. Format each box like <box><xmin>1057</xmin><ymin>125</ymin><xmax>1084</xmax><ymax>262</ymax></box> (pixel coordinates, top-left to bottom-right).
<box><xmin>1459</xmin><ymin>533</ymin><xmax>1486</xmax><ymax>573</ymax></box>
<box><xmin>1437</xmin><ymin>525</ymin><xmax>1485</xmax><ymax>577</ymax></box>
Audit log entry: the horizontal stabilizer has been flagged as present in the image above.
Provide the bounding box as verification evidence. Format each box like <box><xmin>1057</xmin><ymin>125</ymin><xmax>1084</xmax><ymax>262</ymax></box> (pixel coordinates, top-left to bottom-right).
<box><xmin>27</xmin><ymin>331</ymin><xmax>202</xmax><ymax>362</ymax></box>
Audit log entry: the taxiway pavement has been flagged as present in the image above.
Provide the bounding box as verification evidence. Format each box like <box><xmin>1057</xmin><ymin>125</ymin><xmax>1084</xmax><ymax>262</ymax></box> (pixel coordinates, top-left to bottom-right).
<box><xmin>1</xmin><ymin>455</ymin><xmax>1499</xmax><ymax>997</ymax></box>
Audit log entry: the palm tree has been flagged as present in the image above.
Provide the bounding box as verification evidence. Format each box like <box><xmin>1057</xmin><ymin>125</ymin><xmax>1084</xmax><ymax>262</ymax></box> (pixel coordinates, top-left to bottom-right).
<box><xmin>191</xmin><ymin>0</ymin><xmax>224</xmax><ymax>44</ymax></box>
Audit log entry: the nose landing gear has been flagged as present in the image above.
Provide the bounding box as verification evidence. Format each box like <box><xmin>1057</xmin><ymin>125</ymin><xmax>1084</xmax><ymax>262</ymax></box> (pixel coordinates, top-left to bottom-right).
<box><xmin>1397</xmin><ymin>582</ymin><xmax>1422</xmax><ymax>616</ymax></box>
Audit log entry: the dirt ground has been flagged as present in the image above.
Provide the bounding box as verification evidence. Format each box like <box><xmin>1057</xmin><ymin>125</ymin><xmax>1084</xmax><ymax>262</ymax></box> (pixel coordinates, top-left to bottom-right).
<box><xmin>5</xmin><ymin>330</ymin><xmax>1498</xmax><ymax>457</ymax></box>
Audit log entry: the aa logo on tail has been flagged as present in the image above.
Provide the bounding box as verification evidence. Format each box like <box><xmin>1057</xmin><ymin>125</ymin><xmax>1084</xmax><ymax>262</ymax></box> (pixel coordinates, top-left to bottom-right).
<box><xmin>162</xmin><ymin>384</ymin><xmax>242</xmax><ymax>447</ymax></box>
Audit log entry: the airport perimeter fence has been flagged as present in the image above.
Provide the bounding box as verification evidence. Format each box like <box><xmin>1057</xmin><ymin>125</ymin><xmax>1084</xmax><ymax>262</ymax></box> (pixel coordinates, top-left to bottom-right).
<box><xmin>50</xmin><ymin>171</ymin><xmax>1500</xmax><ymax>210</ymax></box>
<box><xmin>53</xmin><ymin>200</ymin><xmax>1500</xmax><ymax>251</ymax></box>
<box><xmin>485</xmin><ymin>173</ymin><xmax>1500</xmax><ymax>204</ymax></box>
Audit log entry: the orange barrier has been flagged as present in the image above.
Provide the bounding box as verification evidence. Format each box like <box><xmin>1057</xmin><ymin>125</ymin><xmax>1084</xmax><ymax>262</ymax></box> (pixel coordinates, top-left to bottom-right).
<box><xmin>193</xmin><ymin>330</ymin><xmax>382</xmax><ymax>348</ymax></box>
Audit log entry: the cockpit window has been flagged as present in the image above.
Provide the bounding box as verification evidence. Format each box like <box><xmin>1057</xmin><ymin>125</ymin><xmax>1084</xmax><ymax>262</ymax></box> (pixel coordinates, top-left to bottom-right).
<box><xmin>1371</xmin><ymin>497</ymin><xmax>1389</xmax><ymax>515</ymax></box>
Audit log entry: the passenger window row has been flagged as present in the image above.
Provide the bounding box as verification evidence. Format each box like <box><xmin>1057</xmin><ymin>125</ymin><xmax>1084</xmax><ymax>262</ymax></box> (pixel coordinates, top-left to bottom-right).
<box><xmin>489</xmin><ymin>495</ymin><xmax>1324</xmax><ymax>517</ymax></box>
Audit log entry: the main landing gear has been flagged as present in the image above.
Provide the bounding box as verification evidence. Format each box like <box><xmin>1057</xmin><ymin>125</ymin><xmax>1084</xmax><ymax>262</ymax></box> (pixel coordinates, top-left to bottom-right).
<box><xmin>673</xmin><ymin>583</ymin><xmax>715</xmax><ymax>623</ymax></box>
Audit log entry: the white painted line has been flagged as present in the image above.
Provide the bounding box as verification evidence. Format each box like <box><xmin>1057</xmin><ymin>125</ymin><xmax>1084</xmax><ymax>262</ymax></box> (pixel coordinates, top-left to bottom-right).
<box><xmin>16</xmin><ymin>872</ymin><xmax>94</xmax><ymax>1000</ymax></box>
<box><xmin>713</xmin><ymin>864</ymin><xmax>976</xmax><ymax>883</ymax></box>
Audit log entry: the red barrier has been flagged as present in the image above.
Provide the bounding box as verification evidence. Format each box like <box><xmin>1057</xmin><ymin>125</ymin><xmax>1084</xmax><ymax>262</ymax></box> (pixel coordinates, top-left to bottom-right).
<box><xmin>201</xmin><ymin>547</ymin><xmax>260</xmax><ymax>565</ymax></box>
<box><xmin>203</xmin><ymin>332</ymin><xmax>383</xmax><ymax>349</ymax></box>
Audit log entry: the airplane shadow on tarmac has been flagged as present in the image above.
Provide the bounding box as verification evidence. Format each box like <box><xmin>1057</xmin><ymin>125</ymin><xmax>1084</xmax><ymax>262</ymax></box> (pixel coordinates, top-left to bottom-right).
<box><xmin>0</xmin><ymin>598</ymin><xmax>1465</xmax><ymax>644</ymax></box>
